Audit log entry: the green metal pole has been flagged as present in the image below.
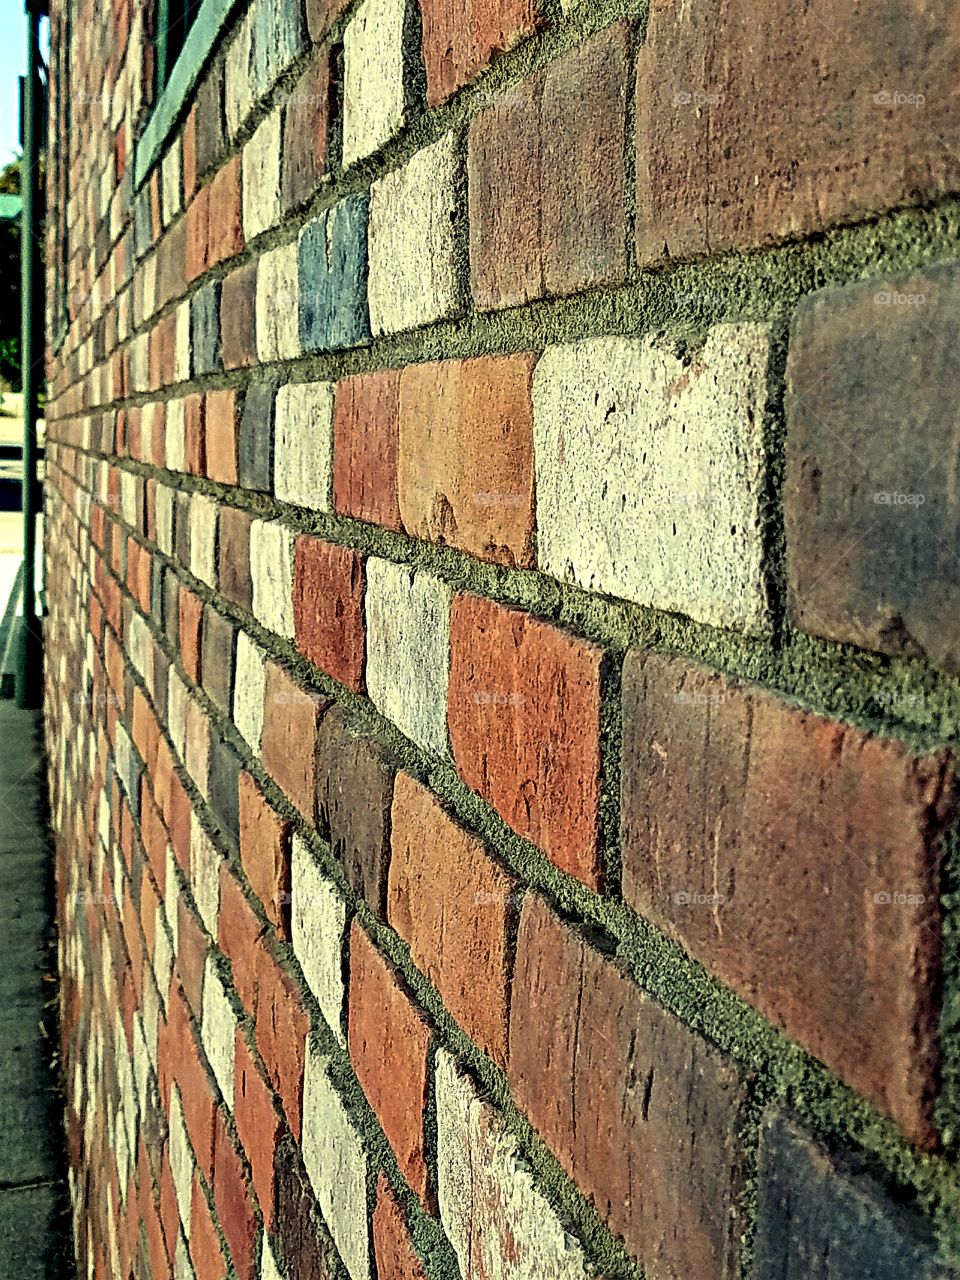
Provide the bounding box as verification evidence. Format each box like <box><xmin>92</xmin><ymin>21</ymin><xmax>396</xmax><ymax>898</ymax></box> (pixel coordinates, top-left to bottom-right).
<box><xmin>17</xmin><ymin>1</ymin><xmax>43</xmax><ymax>709</ymax></box>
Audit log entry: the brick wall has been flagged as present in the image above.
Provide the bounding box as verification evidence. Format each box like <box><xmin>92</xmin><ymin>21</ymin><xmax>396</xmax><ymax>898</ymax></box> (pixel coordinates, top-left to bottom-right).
<box><xmin>42</xmin><ymin>0</ymin><xmax>960</xmax><ymax>1277</ymax></box>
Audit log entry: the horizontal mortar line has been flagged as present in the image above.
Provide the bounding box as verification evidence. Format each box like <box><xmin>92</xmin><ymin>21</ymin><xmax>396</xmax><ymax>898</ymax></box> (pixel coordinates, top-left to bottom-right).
<box><xmin>64</xmin><ymin>470</ymin><xmax>960</xmax><ymax>1217</ymax></box>
<box><xmin>54</xmin><ymin>445</ymin><xmax>960</xmax><ymax>751</ymax></box>
<box><xmin>50</xmin><ymin>183</ymin><xmax>960</xmax><ymax>404</ymax></box>
<box><xmin>89</xmin><ymin>576</ymin><xmax>639</xmax><ymax>1280</ymax></box>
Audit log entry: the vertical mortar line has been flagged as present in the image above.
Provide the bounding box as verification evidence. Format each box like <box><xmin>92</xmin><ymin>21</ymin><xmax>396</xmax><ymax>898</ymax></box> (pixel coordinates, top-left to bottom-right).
<box><xmin>622</xmin><ymin>7</ymin><xmax>641</xmax><ymax>284</ymax></box>
<box><xmin>758</xmin><ymin>314</ymin><xmax>791</xmax><ymax>651</ymax></box>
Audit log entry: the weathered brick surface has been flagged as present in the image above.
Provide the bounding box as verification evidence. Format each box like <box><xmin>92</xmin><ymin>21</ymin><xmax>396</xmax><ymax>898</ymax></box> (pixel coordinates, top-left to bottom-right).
<box><xmin>634</xmin><ymin>0</ymin><xmax>960</xmax><ymax>265</ymax></box>
<box><xmin>317</xmin><ymin>706</ymin><xmax>398</xmax><ymax>918</ymax></box>
<box><xmin>397</xmin><ymin>355</ymin><xmax>536</xmax><ymax>566</ymax></box>
<box><xmin>348</xmin><ymin>922</ymin><xmax>433</xmax><ymax>1201</ymax></box>
<box><xmin>620</xmin><ymin>649</ymin><xmax>955</xmax><ymax>1147</ymax></box>
<box><xmin>469</xmin><ymin>25</ymin><xmax>629</xmax><ymax>309</ymax></box>
<box><xmin>298</xmin><ymin>197</ymin><xmax>371</xmax><ymax>352</ymax></box>
<box><xmin>238</xmin><ymin>772</ymin><xmax>292</xmax><ymax>938</ymax></box>
<box><xmin>293</xmin><ymin>537</ymin><xmax>366</xmax><ymax>690</ymax></box>
<box><xmin>282</xmin><ymin>49</ymin><xmax>330</xmax><ymax>213</ymax></box>
<box><xmin>448</xmin><ymin>594</ymin><xmax>604</xmax><ymax>886</ymax></box>
<box><xmin>301</xmin><ymin>1043</ymin><xmax>369</xmax><ymax>1280</ymax></box>
<box><xmin>365</xmin><ymin>559</ymin><xmax>452</xmax><ymax>755</ymax></box>
<box><xmin>421</xmin><ymin>0</ymin><xmax>541</xmax><ymax>106</ymax></box>
<box><xmin>333</xmin><ymin>370</ymin><xmax>402</xmax><ymax>531</ymax></box>
<box><xmin>260</xmin><ymin>662</ymin><xmax>328</xmax><ymax>820</ymax></box>
<box><xmin>786</xmin><ymin>261</ymin><xmax>960</xmax><ymax>673</ymax></box>
<box><xmin>533</xmin><ymin>326</ymin><xmax>771</xmax><ymax>633</ymax></box>
<box><xmin>274</xmin><ymin>381</ymin><xmax>335</xmax><ymax>511</ymax></box>
<box><xmin>390</xmin><ymin>773</ymin><xmax>516</xmax><ymax>1065</ymax></box>
<box><xmin>509</xmin><ymin>894</ymin><xmax>752</xmax><ymax>1278</ymax></box>
<box><xmin>342</xmin><ymin>0</ymin><xmax>406</xmax><ymax>166</ymax></box>
<box><xmin>372</xmin><ymin>1174</ymin><xmax>428</xmax><ymax>1279</ymax></box>
<box><xmin>368</xmin><ymin>134</ymin><xmax>461</xmax><ymax>336</ymax></box>
<box><xmin>436</xmin><ymin>1050</ymin><xmax>588</xmax><ymax>1280</ymax></box>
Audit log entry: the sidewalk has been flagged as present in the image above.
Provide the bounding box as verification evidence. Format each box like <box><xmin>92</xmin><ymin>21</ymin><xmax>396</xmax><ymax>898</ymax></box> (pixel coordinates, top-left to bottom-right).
<box><xmin>0</xmin><ymin>706</ymin><xmax>70</xmax><ymax>1277</ymax></box>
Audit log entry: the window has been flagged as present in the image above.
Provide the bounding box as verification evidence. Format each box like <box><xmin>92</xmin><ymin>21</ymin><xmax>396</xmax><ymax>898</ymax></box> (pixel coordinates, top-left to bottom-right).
<box><xmin>156</xmin><ymin>0</ymin><xmax>204</xmax><ymax>90</ymax></box>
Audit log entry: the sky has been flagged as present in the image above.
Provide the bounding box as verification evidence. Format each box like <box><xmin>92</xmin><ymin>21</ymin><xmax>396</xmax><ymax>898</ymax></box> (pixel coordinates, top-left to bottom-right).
<box><xmin>0</xmin><ymin>0</ymin><xmax>50</xmax><ymax>170</ymax></box>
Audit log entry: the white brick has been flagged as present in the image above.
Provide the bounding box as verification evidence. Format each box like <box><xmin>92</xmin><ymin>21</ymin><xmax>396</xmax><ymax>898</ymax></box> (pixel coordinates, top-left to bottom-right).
<box><xmin>175</xmin><ymin>1234</ymin><xmax>195</xmax><ymax>1280</ymax></box>
<box><xmin>225</xmin><ymin>11</ymin><xmax>255</xmax><ymax>139</ymax></box>
<box><xmin>532</xmin><ymin>325</ymin><xmax>771</xmax><ymax>634</ymax></box>
<box><xmin>302</xmin><ymin>1044</ymin><xmax>369</xmax><ymax>1280</ymax></box>
<box><xmin>156</xmin><ymin>483</ymin><xmax>174</xmax><ymax>555</ymax></box>
<box><xmin>365</xmin><ymin>559</ymin><xmax>451</xmax><ymax>755</ymax></box>
<box><xmin>260</xmin><ymin>1239</ymin><xmax>283</xmax><ymax>1280</ymax></box>
<box><xmin>166</xmin><ymin>399</ymin><xmax>185</xmax><ymax>471</ymax></box>
<box><xmin>242</xmin><ymin>108</ymin><xmax>283</xmax><ymax>240</ymax></box>
<box><xmin>233</xmin><ymin>632</ymin><xmax>266</xmax><ymax>749</ymax></box>
<box><xmin>257</xmin><ymin>243</ymin><xmax>301</xmax><ymax>361</ymax></box>
<box><xmin>191</xmin><ymin>816</ymin><xmax>221</xmax><ymax>937</ymax></box>
<box><xmin>168</xmin><ymin>1084</ymin><xmax>194</xmax><ymax>1238</ymax></box>
<box><xmin>436</xmin><ymin>1051</ymin><xmax>587</xmax><ymax>1280</ymax></box>
<box><xmin>201</xmin><ymin>957</ymin><xmax>237</xmax><ymax>1106</ymax></box>
<box><xmin>250</xmin><ymin>519</ymin><xmax>296</xmax><ymax>638</ymax></box>
<box><xmin>291</xmin><ymin>835</ymin><xmax>346</xmax><ymax>1043</ymax></box>
<box><xmin>161</xmin><ymin>141</ymin><xmax>183</xmax><ymax>226</ymax></box>
<box><xmin>164</xmin><ymin>845</ymin><xmax>181</xmax><ymax>945</ymax></box>
<box><xmin>274</xmin><ymin>381</ymin><xmax>334</xmax><ymax>510</ymax></box>
<box><xmin>189</xmin><ymin>494</ymin><xmax>218</xmax><ymax>585</ymax></box>
<box><xmin>342</xmin><ymin>0</ymin><xmax>405</xmax><ymax>166</ymax></box>
<box><xmin>368</xmin><ymin>132</ymin><xmax>460</xmax><ymax>335</ymax></box>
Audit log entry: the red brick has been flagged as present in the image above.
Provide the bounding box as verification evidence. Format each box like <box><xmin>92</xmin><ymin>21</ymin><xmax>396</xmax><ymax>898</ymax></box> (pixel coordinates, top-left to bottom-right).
<box><xmin>292</xmin><ymin>537</ymin><xmax>365</xmax><ymax>691</ymax></box>
<box><xmin>282</xmin><ymin>48</ymin><xmax>330</xmax><ymax>212</ymax></box>
<box><xmin>620</xmin><ymin>649</ymin><xmax>957</xmax><ymax>1148</ymax></box>
<box><xmin>389</xmin><ymin>773</ymin><xmax>516</xmax><ymax>1066</ymax></box>
<box><xmin>213</xmin><ymin>1110</ymin><xmax>258</xmax><ymax>1280</ymax></box>
<box><xmin>260</xmin><ymin>663</ymin><xmax>329</xmax><ymax>821</ymax></box>
<box><xmin>220</xmin><ymin>262</ymin><xmax>257</xmax><ymax>370</ymax></box>
<box><xmin>185</xmin><ymin>183</ymin><xmax>210</xmax><ymax>283</ymax></box>
<box><xmin>218</xmin><ymin>506</ymin><xmax>253</xmax><ymax>611</ymax></box>
<box><xmin>183</xmin><ymin>111</ymin><xmax>198</xmax><ymax>201</ymax></box>
<box><xmin>189</xmin><ymin>1177</ymin><xmax>227</xmax><ymax>1280</ymax></box>
<box><xmin>372</xmin><ymin>1174</ymin><xmax>428</xmax><ymax>1279</ymax></box>
<box><xmin>421</xmin><ymin>0</ymin><xmax>540</xmax><ymax>106</ymax></box>
<box><xmin>635</xmin><ymin>0</ymin><xmax>960</xmax><ymax>266</ymax></box>
<box><xmin>510</xmin><ymin>894</ymin><xmax>751</xmax><ymax>1279</ymax></box>
<box><xmin>238</xmin><ymin>771</ymin><xmax>292</xmax><ymax>937</ymax></box>
<box><xmin>468</xmin><ymin>23</ymin><xmax>629</xmax><ymax>309</ymax></box>
<box><xmin>219</xmin><ymin>865</ymin><xmax>267</xmax><ymax>1015</ymax></box>
<box><xmin>448</xmin><ymin>593</ymin><xmax>604</xmax><ymax>887</ymax></box>
<box><xmin>255</xmin><ymin>950</ymin><xmax>309</xmax><ymax>1140</ymax></box>
<box><xmin>207</xmin><ymin>156</ymin><xmax>244</xmax><ymax>268</ymax></box>
<box><xmin>348</xmin><ymin>923</ymin><xmax>432</xmax><ymax>1203</ymax></box>
<box><xmin>179</xmin><ymin>587</ymin><xmax>204</xmax><ymax>683</ymax></box>
<box><xmin>184</xmin><ymin>392</ymin><xmax>206</xmax><ymax>476</ymax></box>
<box><xmin>333</xmin><ymin>370</ymin><xmax>402</xmax><ymax>531</ymax></box>
<box><xmin>233</xmin><ymin>1033</ymin><xmax>282</xmax><ymax>1226</ymax></box>
<box><xmin>204</xmin><ymin>389</ymin><xmax>239</xmax><ymax>484</ymax></box>
<box><xmin>177</xmin><ymin>895</ymin><xmax>208</xmax><ymax>1017</ymax></box>
<box><xmin>167</xmin><ymin>985</ymin><xmax>217</xmax><ymax>1181</ymax></box>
